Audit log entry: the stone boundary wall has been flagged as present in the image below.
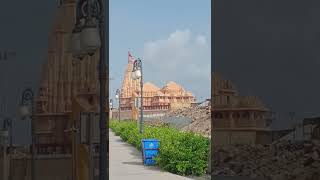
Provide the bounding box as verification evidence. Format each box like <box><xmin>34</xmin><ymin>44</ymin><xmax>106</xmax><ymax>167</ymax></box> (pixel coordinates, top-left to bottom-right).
<box><xmin>112</xmin><ymin>110</ymin><xmax>169</xmax><ymax>120</ymax></box>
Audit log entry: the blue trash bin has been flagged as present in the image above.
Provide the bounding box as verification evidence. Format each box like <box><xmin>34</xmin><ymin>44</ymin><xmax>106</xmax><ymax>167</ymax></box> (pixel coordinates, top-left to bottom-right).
<box><xmin>141</xmin><ymin>139</ymin><xmax>160</xmax><ymax>166</ymax></box>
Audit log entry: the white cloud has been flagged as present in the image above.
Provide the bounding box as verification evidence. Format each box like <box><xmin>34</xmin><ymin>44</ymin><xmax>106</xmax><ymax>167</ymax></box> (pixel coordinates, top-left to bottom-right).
<box><xmin>196</xmin><ymin>35</ymin><xmax>207</xmax><ymax>46</ymax></box>
<box><xmin>142</xmin><ymin>29</ymin><xmax>211</xmax><ymax>98</ymax></box>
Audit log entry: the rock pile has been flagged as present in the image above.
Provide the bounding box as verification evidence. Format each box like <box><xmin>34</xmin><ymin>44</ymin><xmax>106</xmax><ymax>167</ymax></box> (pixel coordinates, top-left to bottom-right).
<box><xmin>166</xmin><ymin>105</ymin><xmax>211</xmax><ymax>137</ymax></box>
<box><xmin>164</xmin><ymin>105</ymin><xmax>320</xmax><ymax>179</ymax></box>
<box><xmin>145</xmin><ymin>120</ymin><xmax>169</xmax><ymax>127</ymax></box>
<box><xmin>212</xmin><ymin>140</ymin><xmax>320</xmax><ymax>180</ymax></box>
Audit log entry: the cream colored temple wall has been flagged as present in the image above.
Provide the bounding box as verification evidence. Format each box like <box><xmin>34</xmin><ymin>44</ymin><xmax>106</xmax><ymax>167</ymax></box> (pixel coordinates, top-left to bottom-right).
<box><xmin>212</xmin><ymin>130</ymin><xmax>273</xmax><ymax>146</ymax></box>
<box><xmin>0</xmin><ymin>154</ymin><xmax>100</xmax><ymax>180</ymax></box>
<box><xmin>230</xmin><ymin>131</ymin><xmax>256</xmax><ymax>144</ymax></box>
<box><xmin>212</xmin><ymin>73</ymin><xmax>273</xmax><ymax>146</ymax></box>
<box><xmin>213</xmin><ymin>130</ymin><xmax>257</xmax><ymax>146</ymax></box>
<box><xmin>0</xmin><ymin>156</ymin><xmax>72</xmax><ymax>180</ymax></box>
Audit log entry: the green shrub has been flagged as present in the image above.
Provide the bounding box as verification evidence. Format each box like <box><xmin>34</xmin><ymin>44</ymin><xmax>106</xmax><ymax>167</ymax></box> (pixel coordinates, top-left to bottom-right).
<box><xmin>109</xmin><ymin>120</ymin><xmax>209</xmax><ymax>176</ymax></box>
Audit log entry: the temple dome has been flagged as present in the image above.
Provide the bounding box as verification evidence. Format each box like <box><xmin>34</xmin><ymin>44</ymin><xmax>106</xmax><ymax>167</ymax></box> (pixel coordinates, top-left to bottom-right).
<box><xmin>162</xmin><ymin>81</ymin><xmax>185</xmax><ymax>92</ymax></box>
<box><xmin>155</xmin><ymin>91</ymin><xmax>165</xmax><ymax>96</ymax></box>
<box><xmin>143</xmin><ymin>82</ymin><xmax>160</xmax><ymax>92</ymax></box>
<box><xmin>185</xmin><ymin>91</ymin><xmax>194</xmax><ymax>97</ymax></box>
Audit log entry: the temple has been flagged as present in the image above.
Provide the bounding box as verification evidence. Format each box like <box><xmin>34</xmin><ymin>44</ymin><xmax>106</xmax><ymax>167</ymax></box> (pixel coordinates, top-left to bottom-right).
<box><xmin>113</xmin><ymin>53</ymin><xmax>196</xmax><ymax>119</ymax></box>
<box><xmin>34</xmin><ymin>0</ymin><xmax>102</xmax><ymax>154</ymax></box>
<box><xmin>30</xmin><ymin>1</ymin><xmax>102</xmax><ymax>179</ymax></box>
<box><xmin>212</xmin><ymin>73</ymin><xmax>273</xmax><ymax>145</ymax></box>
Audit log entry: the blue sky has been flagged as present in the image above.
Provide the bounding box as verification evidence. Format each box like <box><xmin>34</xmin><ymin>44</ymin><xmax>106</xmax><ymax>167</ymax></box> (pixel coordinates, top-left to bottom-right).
<box><xmin>110</xmin><ymin>0</ymin><xmax>211</xmax><ymax>105</ymax></box>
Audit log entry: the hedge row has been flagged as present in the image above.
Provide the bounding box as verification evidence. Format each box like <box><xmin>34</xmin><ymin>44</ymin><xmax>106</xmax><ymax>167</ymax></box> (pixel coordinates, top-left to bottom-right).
<box><xmin>110</xmin><ymin>120</ymin><xmax>209</xmax><ymax>176</ymax></box>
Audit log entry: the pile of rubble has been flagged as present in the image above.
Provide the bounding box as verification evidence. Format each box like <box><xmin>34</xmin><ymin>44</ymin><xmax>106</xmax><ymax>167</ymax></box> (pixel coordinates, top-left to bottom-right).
<box><xmin>164</xmin><ymin>105</ymin><xmax>320</xmax><ymax>179</ymax></box>
<box><xmin>145</xmin><ymin>120</ymin><xmax>169</xmax><ymax>127</ymax></box>
<box><xmin>212</xmin><ymin>140</ymin><xmax>320</xmax><ymax>180</ymax></box>
<box><xmin>166</xmin><ymin>105</ymin><xmax>211</xmax><ymax>137</ymax></box>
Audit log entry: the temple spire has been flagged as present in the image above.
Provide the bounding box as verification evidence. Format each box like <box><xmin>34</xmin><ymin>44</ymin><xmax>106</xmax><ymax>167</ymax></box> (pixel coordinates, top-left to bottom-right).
<box><xmin>121</xmin><ymin>51</ymin><xmax>140</xmax><ymax>98</ymax></box>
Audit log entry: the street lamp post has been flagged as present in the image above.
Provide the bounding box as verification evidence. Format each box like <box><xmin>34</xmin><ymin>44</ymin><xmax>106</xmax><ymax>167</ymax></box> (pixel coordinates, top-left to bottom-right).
<box><xmin>19</xmin><ymin>88</ymin><xmax>35</xmax><ymax>180</ymax></box>
<box><xmin>115</xmin><ymin>89</ymin><xmax>120</xmax><ymax>122</ymax></box>
<box><xmin>1</xmin><ymin>127</ymin><xmax>9</xmax><ymax>180</ymax></box>
<box><xmin>109</xmin><ymin>99</ymin><xmax>113</xmax><ymax>109</ymax></box>
<box><xmin>71</xmin><ymin>0</ymin><xmax>108</xmax><ymax>179</ymax></box>
<box><xmin>2</xmin><ymin>118</ymin><xmax>12</xmax><ymax>180</ymax></box>
<box><xmin>109</xmin><ymin>99</ymin><xmax>113</xmax><ymax>119</ymax></box>
<box><xmin>2</xmin><ymin>118</ymin><xmax>12</xmax><ymax>153</ymax></box>
<box><xmin>131</xmin><ymin>58</ymin><xmax>143</xmax><ymax>134</ymax></box>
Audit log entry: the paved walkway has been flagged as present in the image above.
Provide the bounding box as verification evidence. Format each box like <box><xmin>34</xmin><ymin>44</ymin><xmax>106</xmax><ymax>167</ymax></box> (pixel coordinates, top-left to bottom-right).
<box><xmin>109</xmin><ymin>130</ymin><xmax>193</xmax><ymax>180</ymax></box>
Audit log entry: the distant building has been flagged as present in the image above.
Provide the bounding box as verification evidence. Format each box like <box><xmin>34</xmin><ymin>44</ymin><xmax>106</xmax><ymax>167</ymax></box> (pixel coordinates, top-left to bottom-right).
<box><xmin>303</xmin><ymin>117</ymin><xmax>320</xmax><ymax>140</ymax></box>
<box><xmin>113</xmin><ymin>54</ymin><xmax>196</xmax><ymax>119</ymax></box>
<box><xmin>212</xmin><ymin>73</ymin><xmax>273</xmax><ymax>146</ymax></box>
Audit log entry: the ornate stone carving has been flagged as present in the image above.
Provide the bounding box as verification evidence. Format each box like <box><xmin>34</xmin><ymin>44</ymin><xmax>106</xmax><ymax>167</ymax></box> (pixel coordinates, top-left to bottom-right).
<box><xmin>33</xmin><ymin>2</ymin><xmax>101</xmax><ymax>154</ymax></box>
<box><xmin>119</xmin><ymin>59</ymin><xmax>196</xmax><ymax>111</ymax></box>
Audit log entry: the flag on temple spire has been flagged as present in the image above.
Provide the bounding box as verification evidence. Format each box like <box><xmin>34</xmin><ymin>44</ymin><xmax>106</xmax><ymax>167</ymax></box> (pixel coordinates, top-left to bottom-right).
<box><xmin>128</xmin><ymin>51</ymin><xmax>135</xmax><ymax>63</ymax></box>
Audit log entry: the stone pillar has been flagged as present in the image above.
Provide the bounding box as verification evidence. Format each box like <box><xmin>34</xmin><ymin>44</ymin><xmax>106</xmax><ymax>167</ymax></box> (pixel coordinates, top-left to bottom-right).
<box><xmin>66</xmin><ymin>55</ymin><xmax>72</xmax><ymax>111</ymax></box>
<box><xmin>250</xmin><ymin>111</ymin><xmax>255</xmax><ymax>127</ymax></box>
<box><xmin>230</xmin><ymin>112</ymin><xmax>235</xmax><ymax>128</ymax></box>
<box><xmin>60</xmin><ymin>30</ymin><xmax>67</xmax><ymax>112</ymax></box>
<box><xmin>52</xmin><ymin>52</ymin><xmax>58</xmax><ymax>113</ymax></box>
<box><xmin>48</xmin><ymin>52</ymin><xmax>54</xmax><ymax>113</ymax></box>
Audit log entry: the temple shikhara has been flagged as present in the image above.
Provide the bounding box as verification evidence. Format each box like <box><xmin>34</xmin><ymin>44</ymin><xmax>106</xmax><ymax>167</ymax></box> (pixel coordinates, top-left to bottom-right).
<box><xmin>31</xmin><ymin>1</ymin><xmax>102</xmax><ymax>179</ymax></box>
<box><xmin>212</xmin><ymin>73</ymin><xmax>273</xmax><ymax>145</ymax></box>
<box><xmin>112</xmin><ymin>52</ymin><xmax>196</xmax><ymax>120</ymax></box>
<box><xmin>34</xmin><ymin>1</ymin><xmax>101</xmax><ymax>153</ymax></box>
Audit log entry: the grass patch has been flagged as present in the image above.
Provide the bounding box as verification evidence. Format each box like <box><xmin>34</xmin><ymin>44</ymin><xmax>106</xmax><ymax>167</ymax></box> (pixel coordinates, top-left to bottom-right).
<box><xmin>110</xmin><ymin>120</ymin><xmax>209</xmax><ymax>176</ymax></box>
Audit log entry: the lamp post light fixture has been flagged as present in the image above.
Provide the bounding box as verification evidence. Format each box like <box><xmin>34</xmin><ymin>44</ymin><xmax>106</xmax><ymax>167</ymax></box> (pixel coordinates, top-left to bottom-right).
<box><xmin>19</xmin><ymin>88</ymin><xmax>35</xmax><ymax>180</ymax></box>
<box><xmin>109</xmin><ymin>99</ymin><xmax>113</xmax><ymax>109</ymax></box>
<box><xmin>115</xmin><ymin>89</ymin><xmax>121</xmax><ymax>122</ymax></box>
<box><xmin>80</xmin><ymin>17</ymin><xmax>101</xmax><ymax>56</ymax></box>
<box><xmin>131</xmin><ymin>58</ymin><xmax>143</xmax><ymax>134</ymax></box>
<box><xmin>71</xmin><ymin>0</ymin><xmax>102</xmax><ymax>57</ymax></box>
<box><xmin>71</xmin><ymin>0</ymin><xmax>108</xmax><ymax>179</ymax></box>
<box><xmin>109</xmin><ymin>99</ymin><xmax>113</xmax><ymax>120</ymax></box>
<box><xmin>71</xmin><ymin>21</ymin><xmax>87</xmax><ymax>60</ymax></box>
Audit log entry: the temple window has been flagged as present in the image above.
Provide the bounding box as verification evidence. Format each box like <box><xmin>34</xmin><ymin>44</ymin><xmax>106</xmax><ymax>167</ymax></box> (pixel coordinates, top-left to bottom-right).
<box><xmin>242</xmin><ymin>112</ymin><xmax>250</xmax><ymax>119</ymax></box>
<box><xmin>233</xmin><ymin>112</ymin><xmax>240</xmax><ymax>119</ymax></box>
<box><xmin>214</xmin><ymin>112</ymin><xmax>223</xmax><ymax>119</ymax></box>
<box><xmin>226</xmin><ymin>96</ymin><xmax>230</xmax><ymax>104</ymax></box>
